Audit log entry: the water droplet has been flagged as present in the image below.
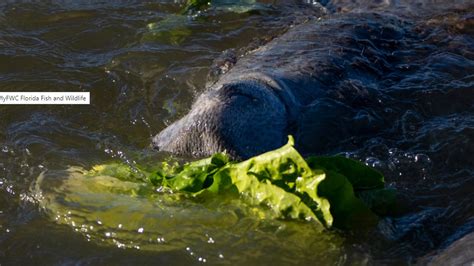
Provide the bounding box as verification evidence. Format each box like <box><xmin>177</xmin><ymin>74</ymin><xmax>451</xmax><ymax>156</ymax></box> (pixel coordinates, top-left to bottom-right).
<box><xmin>414</xmin><ymin>154</ymin><xmax>431</xmax><ymax>164</ymax></box>
<box><xmin>365</xmin><ymin>157</ymin><xmax>383</xmax><ymax>168</ymax></box>
<box><xmin>388</xmin><ymin>148</ymin><xmax>397</xmax><ymax>156</ymax></box>
<box><xmin>6</xmin><ymin>185</ymin><xmax>15</xmax><ymax>195</ymax></box>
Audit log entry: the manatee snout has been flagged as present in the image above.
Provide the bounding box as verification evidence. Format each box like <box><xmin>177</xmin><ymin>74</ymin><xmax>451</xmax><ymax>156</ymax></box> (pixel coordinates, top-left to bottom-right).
<box><xmin>153</xmin><ymin>80</ymin><xmax>288</xmax><ymax>159</ymax></box>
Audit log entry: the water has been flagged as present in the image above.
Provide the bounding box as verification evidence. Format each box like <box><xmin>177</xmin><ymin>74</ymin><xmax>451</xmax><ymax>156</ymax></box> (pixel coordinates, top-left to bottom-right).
<box><xmin>0</xmin><ymin>0</ymin><xmax>473</xmax><ymax>265</ymax></box>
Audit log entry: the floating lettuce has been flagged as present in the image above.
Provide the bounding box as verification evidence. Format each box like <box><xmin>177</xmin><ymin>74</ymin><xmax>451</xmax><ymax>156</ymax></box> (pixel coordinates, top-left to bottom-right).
<box><xmin>143</xmin><ymin>0</ymin><xmax>269</xmax><ymax>45</ymax></box>
<box><xmin>89</xmin><ymin>136</ymin><xmax>396</xmax><ymax>229</ymax></box>
<box><xmin>182</xmin><ymin>0</ymin><xmax>265</xmax><ymax>14</ymax></box>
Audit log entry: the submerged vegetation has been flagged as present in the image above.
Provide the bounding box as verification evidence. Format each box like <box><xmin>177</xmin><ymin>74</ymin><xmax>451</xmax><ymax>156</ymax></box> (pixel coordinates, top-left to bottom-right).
<box><xmin>182</xmin><ymin>0</ymin><xmax>211</xmax><ymax>14</ymax></box>
<box><xmin>144</xmin><ymin>0</ymin><xmax>270</xmax><ymax>44</ymax></box>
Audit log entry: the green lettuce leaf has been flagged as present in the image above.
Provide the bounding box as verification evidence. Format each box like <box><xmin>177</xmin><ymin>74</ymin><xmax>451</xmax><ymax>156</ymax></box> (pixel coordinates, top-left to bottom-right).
<box><xmin>90</xmin><ymin>136</ymin><xmax>396</xmax><ymax>229</ymax></box>
<box><xmin>207</xmin><ymin>137</ymin><xmax>328</xmax><ymax>224</ymax></box>
<box><xmin>306</xmin><ymin>155</ymin><xmax>385</xmax><ymax>190</ymax></box>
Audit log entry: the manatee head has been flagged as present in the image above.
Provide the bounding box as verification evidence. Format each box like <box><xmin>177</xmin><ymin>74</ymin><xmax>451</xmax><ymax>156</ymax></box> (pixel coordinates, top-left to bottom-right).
<box><xmin>152</xmin><ymin>80</ymin><xmax>288</xmax><ymax>159</ymax></box>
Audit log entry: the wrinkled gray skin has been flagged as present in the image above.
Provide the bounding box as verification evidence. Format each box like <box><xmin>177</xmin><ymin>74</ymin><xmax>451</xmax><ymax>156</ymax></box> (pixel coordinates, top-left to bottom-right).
<box><xmin>153</xmin><ymin>12</ymin><xmax>406</xmax><ymax>159</ymax></box>
<box><xmin>153</xmin><ymin>0</ymin><xmax>473</xmax><ymax>159</ymax></box>
<box><xmin>424</xmin><ymin>232</ymin><xmax>474</xmax><ymax>265</ymax></box>
<box><xmin>154</xmin><ymin>77</ymin><xmax>289</xmax><ymax>158</ymax></box>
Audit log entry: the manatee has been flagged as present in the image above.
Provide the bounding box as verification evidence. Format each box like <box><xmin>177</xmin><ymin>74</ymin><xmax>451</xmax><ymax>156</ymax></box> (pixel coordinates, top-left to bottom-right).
<box><xmin>152</xmin><ymin>0</ymin><xmax>474</xmax><ymax>159</ymax></box>
<box><xmin>152</xmin><ymin>11</ymin><xmax>408</xmax><ymax>158</ymax></box>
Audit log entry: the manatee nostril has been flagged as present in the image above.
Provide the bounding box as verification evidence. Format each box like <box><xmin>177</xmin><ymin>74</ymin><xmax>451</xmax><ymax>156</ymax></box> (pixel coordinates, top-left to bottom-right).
<box><xmin>151</xmin><ymin>135</ymin><xmax>162</xmax><ymax>151</ymax></box>
<box><xmin>152</xmin><ymin>143</ymin><xmax>160</xmax><ymax>151</ymax></box>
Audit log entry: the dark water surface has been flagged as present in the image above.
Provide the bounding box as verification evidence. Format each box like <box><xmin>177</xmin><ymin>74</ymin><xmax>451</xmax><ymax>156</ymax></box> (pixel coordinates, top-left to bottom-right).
<box><xmin>0</xmin><ymin>0</ymin><xmax>473</xmax><ymax>265</ymax></box>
